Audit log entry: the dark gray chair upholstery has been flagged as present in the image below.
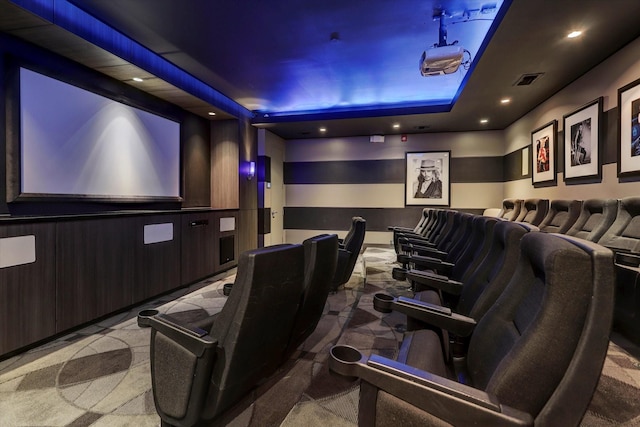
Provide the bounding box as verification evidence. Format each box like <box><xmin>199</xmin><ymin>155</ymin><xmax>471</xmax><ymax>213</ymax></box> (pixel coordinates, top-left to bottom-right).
<box><xmin>566</xmin><ymin>198</ymin><xmax>618</xmax><ymax>242</ymax></box>
<box><xmin>497</xmin><ymin>198</ymin><xmax>523</xmax><ymax>221</ymax></box>
<box><xmin>515</xmin><ymin>198</ymin><xmax>549</xmax><ymax>226</ymax></box>
<box><xmin>597</xmin><ymin>197</ymin><xmax>640</xmax><ymax>341</ymax></box>
<box><xmin>284</xmin><ymin>234</ymin><xmax>339</xmax><ymax>360</ymax></box>
<box><xmin>331</xmin><ymin>217</ymin><xmax>366</xmax><ymax>291</ymax></box>
<box><xmin>538</xmin><ymin>199</ymin><xmax>582</xmax><ymax>234</ymax></box>
<box><xmin>381</xmin><ymin>220</ymin><xmax>532</xmax><ymax>359</ymax></box>
<box><xmin>140</xmin><ymin>244</ymin><xmax>306</xmax><ymax>427</ymax></box>
<box><xmin>330</xmin><ymin>232</ymin><xmax>615</xmax><ymax>427</ymax></box>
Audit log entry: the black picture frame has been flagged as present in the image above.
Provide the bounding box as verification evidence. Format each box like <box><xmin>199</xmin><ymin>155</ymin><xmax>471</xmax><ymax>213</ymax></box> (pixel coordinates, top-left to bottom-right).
<box><xmin>618</xmin><ymin>77</ymin><xmax>640</xmax><ymax>178</ymax></box>
<box><xmin>531</xmin><ymin>120</ymin><xmax>558</xmax><ymax>185</ymax></box>
<box><xmin>563</xmin><ymin>97</ymin><xmax>602</xmax><ymax>182</ymax></box>
<box><xmin>405</xmin><ymin>151</ymin><xmax>451</xmax><ymax>206</ymax></box>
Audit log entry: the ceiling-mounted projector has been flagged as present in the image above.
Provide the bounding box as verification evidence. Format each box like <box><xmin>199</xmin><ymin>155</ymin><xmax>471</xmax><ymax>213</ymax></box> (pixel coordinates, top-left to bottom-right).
<box><xmin>419</xmin><ymin>45</ymin><xmax>465</xmax><ymax>76</ymax></box>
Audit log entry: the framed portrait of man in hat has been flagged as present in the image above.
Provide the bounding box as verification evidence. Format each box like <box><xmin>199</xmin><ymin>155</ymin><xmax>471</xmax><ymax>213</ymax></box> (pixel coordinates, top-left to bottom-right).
<box><xmin>405</xmin><ymin>151</ymin><xmax>450</xmax><ymax>206</ymax></box>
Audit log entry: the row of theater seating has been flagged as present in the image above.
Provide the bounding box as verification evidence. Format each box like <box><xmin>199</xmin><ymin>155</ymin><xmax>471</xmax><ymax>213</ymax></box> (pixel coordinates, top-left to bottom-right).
<box><xmin>494</xmin><ymin>197</ymin><xmax>640</xmax><ymax>340</ymax></box>
<box><xmin>135</xmin><ymin>216</ymin><xmax>366</xmax><ymax>426</ymax></box>
<box><xmin>329</xmin><ymin>209</ymin><xmax>616</xmax><ymax>426</ymax></box>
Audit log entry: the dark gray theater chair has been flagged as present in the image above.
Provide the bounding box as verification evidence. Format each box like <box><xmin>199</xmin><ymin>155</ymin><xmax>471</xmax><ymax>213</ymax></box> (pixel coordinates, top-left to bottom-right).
<box><xmin>597</xmin><ymin>197</ymin><xmax>640</xmax><ymax>341</ymax></box>
<box><xmin>497</xmin><ymin>198</ymin><xmax>523</xmax><ymax>221</ymax></box>
<box><xmin>139</xmin><ymin>244</ymin><xmax>306</xmax><ymax>427</ymax></box>
<box><xmin>330</xmin><ymin>232</ymin><xmax>614</xmax><ymax>427</ymax></box>
<box><xmin>566</xmin><ymin>198</ymin><xmax>618</xmax><ymax>242</ymax></box>
<box><xmin>516</xmin><ymin>198</ymin><xmax>549</xmax><ymax>226</ymax></box>
<box><xmin>284</xmin><ymin>234</ymin><xmax>339</xmax><ymax>360</ymax></box>
<box><xmin>538</xmin><ymin>199</ymin><xmax>582</xmax><ymax>234</ymax></box>
<box><xmin>331</xmin><ymin>217</ymin><xmax>366</xmax><ymax>291</ymax></box>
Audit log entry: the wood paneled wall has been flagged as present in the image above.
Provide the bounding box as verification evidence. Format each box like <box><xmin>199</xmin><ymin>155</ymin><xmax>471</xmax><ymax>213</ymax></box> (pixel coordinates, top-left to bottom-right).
<box><xmin>211</xmin><ymin>120</ymin><xmax>240</xmax><ymax>209</ymax></box>
<box><xmin>0</xmin><ymin>209</ymin><xmax>238</xmax><ymax>357</ymax></box>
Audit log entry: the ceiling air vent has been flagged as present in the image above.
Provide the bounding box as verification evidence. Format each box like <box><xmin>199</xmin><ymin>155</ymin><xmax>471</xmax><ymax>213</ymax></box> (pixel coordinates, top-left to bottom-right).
<box><xmin>514</xmin><ymin>73</ymin><xmax>544</xmax><ymax>86</ymax></box>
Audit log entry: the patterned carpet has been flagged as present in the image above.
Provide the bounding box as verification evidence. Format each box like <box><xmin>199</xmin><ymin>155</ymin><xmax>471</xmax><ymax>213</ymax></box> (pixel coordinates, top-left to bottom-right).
<box><xmin>0</xmin><ymin>247</ymin><xmax>639</xmax><ymax>426</ymax></box>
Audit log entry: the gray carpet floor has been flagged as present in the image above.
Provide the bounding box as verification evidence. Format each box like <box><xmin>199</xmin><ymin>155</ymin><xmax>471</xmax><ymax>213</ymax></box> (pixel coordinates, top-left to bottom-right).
<box><xmin>0</xmin><ymin>247</ymin><xmax>639</xmax><ymax>426</ymax></box>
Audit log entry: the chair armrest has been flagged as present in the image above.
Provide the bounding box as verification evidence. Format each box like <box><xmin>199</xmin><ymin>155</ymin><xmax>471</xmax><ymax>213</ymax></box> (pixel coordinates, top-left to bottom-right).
<box><xmin>389</xmin><ymin>226</ymin><xmax>416</xmax><ymax>232</ymax></box>
<box><xmin>142</xmin><ymin>312</ymin><xmax>219</xmax><ymax>425</ymax></box>
<box><xmin>328</xmin><ymin>347</ymin><xmax>533</xmax><ymax>426</ymax></box>
<box><xmin>409</xmin><ymin>255</ymin><xmax>454</xmax><ymax>275</ymax></box>
<box><xmin>144</xmin><ymin>313</ymin><xmax>217</xmax><ymax>357</ymax></box>
<box><xmin>407</xmin><ymin>269</ymin><xmax>463</xmax><ymax>295</ymax></box>
<box><xmin>411</xmin><ymin>245</ymin><xmax>448</xmax><ymax>260</ymax></box>
<box><xmin>393</xmin><ymin>297</ymin><xmax>476</xmax><ymax>336</ymax></box>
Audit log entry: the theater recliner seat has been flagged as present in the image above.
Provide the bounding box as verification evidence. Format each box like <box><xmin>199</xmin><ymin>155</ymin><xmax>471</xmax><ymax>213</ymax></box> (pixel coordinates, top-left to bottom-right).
<box><xmin>597</xmin><ymin>197</ymin><xmax>640</xmax><ymax>341</ymax></box>
<box><xmin>497</xmin><ymin>198</ymin><xmax>523</xmax><ymax>221</ymax></box>
<box><xmin>284</xmin><ymin>234</ymin><xmax>339</xmax><ymax>361</ymax></box>
<box><xmin>565</xmin><ymin>198</ymin><xmax>618</xmax><ymax>242</ymax></box>
<box><xmin>515</xmin><ymin>198</ymin><xmax>549</xmax><ymax>226</ymax></box>
<box><xmin>140</xmin><ymin>244</ymin><xmax>306</xmax><ymax>427</ymax></box>
<box><xmin>538</xmin><ymin>199</ymin><xmax>582</xmax><ymax>234</ymax></box>
<box><xmin>331</xmin><ymin>217</ymin><xmax>366</xmax><ymax>291</ymax></box>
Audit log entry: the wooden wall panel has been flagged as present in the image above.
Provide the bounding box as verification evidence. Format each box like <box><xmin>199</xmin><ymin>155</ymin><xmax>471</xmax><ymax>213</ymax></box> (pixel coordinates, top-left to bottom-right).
<box><xmin>0</xmin><ymin>222</ymin><xmax>56</xmax><ymax>355</ymax></box>
<box><xmin>237</xmin><ymin>209</ymin><xmax>258</xmax><ymax>256</ymax></box>
<box><xmin>211</xmin><ymin>120</ymin><xmax>239</xmax><ymax>209</ymax></box>
<box><xmin>56</xmin><ymin>217</ymin><xmax>136</xmax><ymax>331</ymax></box>
<box><xmin>180</xmin><ymin>211</ymin><xmax>216</xmax><ymax>284</ymax></box>
<box><xmin>133</xmin><ymin>214</ymin><xmax>182</xmax><ymax>302</ymax></box>
<box><xmin>182</xmin><ymin>115</ymin><xmax>211</xmax><ymax>208</ymax></box>
<box><xmin>213</xmin><ymin>210</ymin><xmax>239</xmax><ymax>271</ymax></box>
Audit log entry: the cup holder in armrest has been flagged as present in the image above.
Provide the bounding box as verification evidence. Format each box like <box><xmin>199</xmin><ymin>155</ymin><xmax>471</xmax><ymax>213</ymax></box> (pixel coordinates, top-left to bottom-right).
<box><xmin>137</xmin><ymin>309</ymin><xmax>159</xmax><ymax>328</ymax></box>
<box><xmin>392</xmin><ymin>267</ymin><xmax>407</xmax><ymax>281</ymax></box>
<box><xmin>329</xmin><ymin>345</ymin><xmax>365</xmax><ymax>380</ymax></box>
<box><xmin>615</xmin><ymin>252</ymin><xmax>640</xmax><ymax>268</ymax></box>
<box><xmin>374</xmin><ymin>293</ymin><xmax>395</xmax><ymax>313</ymax></box>
<box><xmin>223</xmin><ymin>283</ymin><xmax>234</xmax><ymax>296</ymax></box>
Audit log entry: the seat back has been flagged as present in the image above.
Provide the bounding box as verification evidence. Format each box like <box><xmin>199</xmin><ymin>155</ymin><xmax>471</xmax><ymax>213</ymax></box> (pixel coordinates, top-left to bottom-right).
<box><xmin>456</xmin><ymin>221</ymin><xmax>532</xmax><ymax>319</ymax></box>
<box><xmin>498</xmin><ymin>198</ymin><xmax>522</xmax><ymax>221</ymax></box>
<box><xmin>515</xmin><ymin>198</ymin><xmax>549</xmax><ymax>226</ymax></box>
<box><xmin>445</xmin><ymin>215</ymin><xmax>498</xmax><ymax>284</ymax></box>
<box><xmin>539</xmin><ymin>199</ymin><xmax>582</xmax><ymax>234</ymax></box>
<box><xmin>332</xmin><ymin>217</ymin><xmax>366</xmax><ymax>290</ymax></box>
<box><xmin>467</xmin><ymin>232</ymin><xmax>614</xmax><ymax>425</ymax></box>
<box><xmin>285</xmin><ymin>234</ymin><xmax>339</xmax><ymax>359</ymax></box>
<box><xmin>597</xmin><ymin>197</ymin><xmax>640</xmax><ymax>253</ymax></box>
<box><xmin>566</xmin><ymin>198</ymin><xmax>618</xmax><ymax>242</ymax></box>
<box><xmin>202</xmin><ymin>244</ymin><xmax>306</xmax><ymax>419</ymax></box>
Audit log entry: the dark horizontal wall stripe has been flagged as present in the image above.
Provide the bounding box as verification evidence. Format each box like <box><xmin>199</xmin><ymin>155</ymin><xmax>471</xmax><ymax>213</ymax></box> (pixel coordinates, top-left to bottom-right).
<box><xmin>603</xmin><ymin>107</ymin><xmax>617</xmax><ymax>165</ymax></box>
<box><xmin>284</xmin><ymin>157</ymin><xmax>504</xmax><ymax>185</ymax></box>
<box><xmin>504</xmin><ymin>147</ymin><xmax>530</xmax><ymax>182</ymax></box>
<box><xmin>284</xmin><ymin>159</ymin><xmax>403</xmax><ymax>184</ymax></box>
<box><xmin>284</xmin><ymin>207</ymin><xmax>484</xmax><ymax>232</ymax></box>
<box><xmin>450</xmin><ymin>157</ymin><xmax>503</xmax><ymax>183</ymax></box>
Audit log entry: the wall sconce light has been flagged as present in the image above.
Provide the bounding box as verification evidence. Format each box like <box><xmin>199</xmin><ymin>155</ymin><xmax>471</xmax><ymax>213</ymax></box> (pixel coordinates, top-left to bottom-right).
<box><xmin>247</xmin><ymin>161</ymin><xmax>256</xmax><ymax>180</ymax></box>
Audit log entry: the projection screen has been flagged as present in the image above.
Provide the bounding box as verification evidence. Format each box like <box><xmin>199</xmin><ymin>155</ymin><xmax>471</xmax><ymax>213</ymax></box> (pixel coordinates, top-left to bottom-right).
<box><xmin>19</xmin><ymin>67</ymin><xmax>180</xmax><ymax>200</ymax></box>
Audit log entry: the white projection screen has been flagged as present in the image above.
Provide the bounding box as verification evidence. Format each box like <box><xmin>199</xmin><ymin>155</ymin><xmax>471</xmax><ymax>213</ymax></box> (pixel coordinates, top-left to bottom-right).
<box><xmin>19</xmin><ymin>68</ymin><xmax>180</xmax><ymax>200</ymax></box>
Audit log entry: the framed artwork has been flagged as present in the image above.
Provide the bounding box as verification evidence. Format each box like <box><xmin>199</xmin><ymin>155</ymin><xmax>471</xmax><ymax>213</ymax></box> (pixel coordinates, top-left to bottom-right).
<box><xmin>618</xmin><ymin>78</ymin><xmax>640</xmax><ymax>177</ymax></box>
<box><xmin>405</xmin><ymin>151</ymin><xmax>450</xmax><ymax>206</ymax></box>
<box><xmin>531</xmin><ymin>120</ymin><xmax>557</xmax><ymax>185</ymax></box>
<box><xmin>563</xmin><ymin>97</ymin><xmax>602</xmax><ymax>182</ymax></box>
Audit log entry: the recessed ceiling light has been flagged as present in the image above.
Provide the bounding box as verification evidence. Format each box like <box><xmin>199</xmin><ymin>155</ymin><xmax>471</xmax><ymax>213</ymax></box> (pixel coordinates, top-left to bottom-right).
<box><xmin>567</xmin><ymin>30</ymin><xmax>582</xmax><ymax>39</ymax></box>
<box><xmin>208</xmin><ymin>112</ymin><xmax>216</xmax><ymax>116</ymax></box>
<box><xmin>480</xmin><ymin>118</ymin><xmax>489</xmax><ymax>124</ymax></box>
<box><xmin>500</xmin><ymin>98</ymin><xmax>511</xmax><ymax>104</ymax></box>
<box><xmin>392</xmin><ymin>123</ymin><xmax>400</xmax><ymax>129</ymax></box>
<box><xmin>132</xmin><ymin>77</ymin><xmax>144</xmax><ymax>82</ymax></box>
<box><xmin>319</xmin><ymin>127</ymin><xmax>327</xmax><ymax>132</ymax></box>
